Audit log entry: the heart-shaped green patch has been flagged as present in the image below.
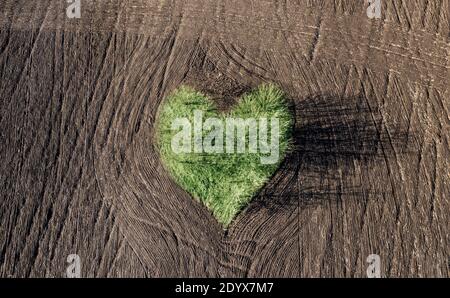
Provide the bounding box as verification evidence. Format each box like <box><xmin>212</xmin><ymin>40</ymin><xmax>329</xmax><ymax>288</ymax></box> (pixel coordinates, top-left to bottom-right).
<box><xmin>156</xmin><ymin>84</ymin><xmax>293</xmax><ymax>227</ymax></box>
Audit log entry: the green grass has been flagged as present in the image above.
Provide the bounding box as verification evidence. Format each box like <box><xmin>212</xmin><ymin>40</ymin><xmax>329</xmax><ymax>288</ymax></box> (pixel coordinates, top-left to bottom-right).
<box><xmin>156</xmin><ymin>84</ymin><xmax>293</xmax><ymax>228</ymax></box>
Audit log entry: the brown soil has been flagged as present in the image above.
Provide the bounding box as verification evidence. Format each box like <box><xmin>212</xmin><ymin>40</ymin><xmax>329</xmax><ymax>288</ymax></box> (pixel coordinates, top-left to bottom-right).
<box><xmin>0</xmin><ymin>0</ymin><xmax>448</xmax><ymax>277</ymax></box>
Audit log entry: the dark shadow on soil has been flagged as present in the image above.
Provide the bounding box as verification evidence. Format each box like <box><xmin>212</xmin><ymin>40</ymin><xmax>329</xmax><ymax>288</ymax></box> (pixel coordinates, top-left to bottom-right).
<box><xmin>250</xmin><ymin>93</ymin><xmax>414</xmax><ymax>212</ymax></box>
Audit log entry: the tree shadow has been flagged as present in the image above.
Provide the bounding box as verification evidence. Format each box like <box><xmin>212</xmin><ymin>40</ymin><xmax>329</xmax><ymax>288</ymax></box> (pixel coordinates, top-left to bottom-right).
<box><xmin>251</xmin><ymin>93</ymin><xmax>413</xmax><ymax>212</ymax></box>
